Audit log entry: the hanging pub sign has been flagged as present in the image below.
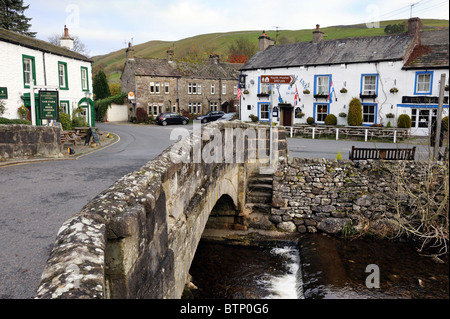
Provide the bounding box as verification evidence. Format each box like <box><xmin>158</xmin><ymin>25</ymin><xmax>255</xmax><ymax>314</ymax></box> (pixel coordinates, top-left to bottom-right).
<box><xmin>272</xmin><ymin>106</ymin><xmax>279</xmax><ymax>118</ymax></box>
<box><xmin>39</xmin><ymin>90</ymin><xmax>59</xmax><ymax>120</ymax></box>
<box><xmin>0</xmin><ymin>87</ymin><xmax>7</xmax><ymax>99</ymax></box>
<box><xmin>239</xmin><ymin>74</ymin><xmax>247</xmax><ymax>89</ymax></box>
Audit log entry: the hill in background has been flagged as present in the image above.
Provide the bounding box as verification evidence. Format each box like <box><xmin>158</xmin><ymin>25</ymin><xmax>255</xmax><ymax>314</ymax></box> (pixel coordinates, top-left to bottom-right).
<box><xmin>92</xmin><ymin>19</ymin><xmax>449</xmax><ymax>83</ymax></box>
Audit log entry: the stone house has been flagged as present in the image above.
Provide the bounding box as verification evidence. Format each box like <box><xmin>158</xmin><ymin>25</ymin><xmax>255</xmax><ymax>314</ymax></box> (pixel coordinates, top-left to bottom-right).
<box><xmin>0</xmin><ymin>26</ymin><xmax>94</xmax><ymax>126</ymax></box>
<box><xmin>239</xmin><ymin>18</ymin><xmax>449</xmax><ymax>136</ymax></box>
<box><xmin>121</xmin><ymin>45</ymin><xmax>242</xmax><ymax>119</ymax></box>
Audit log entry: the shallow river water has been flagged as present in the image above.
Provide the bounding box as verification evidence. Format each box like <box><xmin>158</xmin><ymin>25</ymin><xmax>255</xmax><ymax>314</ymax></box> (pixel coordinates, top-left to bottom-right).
<box><xmin>189</xmin><ymin>234</ymin><xmax>449</xmax><ymax>299</ymax></box>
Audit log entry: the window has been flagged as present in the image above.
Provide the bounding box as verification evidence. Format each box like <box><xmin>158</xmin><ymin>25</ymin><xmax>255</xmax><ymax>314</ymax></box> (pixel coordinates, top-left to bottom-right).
<box><xmin>361</xmin><ymin>74</ymin><xmax>378</xmax><ymax>96</ymax></box>
<box><xmin>81</xmin><ymin>67</ymin><xmax>89</xmax><ymax>91</ymax></box>
<box><xmin>58</xmin><ymin>62</ymin><xmax>68</xmax><ymax>90</ymax></box>
<box><xmin>234</xmin><ymin>85</ymin><xmax>238</xmax><ymax>95</ymax></box>
<box><xmin>189</xmin><ymin>83</ymin><xmax>201</xmax><ymax>95</ymax></box>
<box><xmin>60</xmin><ymin>101</ymin><xmax>70</xmax><ymax>114</ymax></box>
<box><xmin>211</xmin><ymin>84</ymin><xmax>215</xmax><ymax>95</ymax></box>
<box><xmin>165</xmin><ymin>82</ymin><xmax>170</xmax><ymax>94</ymax></box>
<box><xmin>210</xmin><ymin>102</ymin><xmax>218</xmax><ymax>111</ymax></box>
<box><xmin>155</xmin><ymin>82</ymin><xmax>160</xmax><ymax>94</ymax></box>
<box><xmin>315</xmin><ymin>104</ymin><xmax>329</xmax><ymax>122</ymax></box>
<box><xmin>362</xmin><ymin>103</ymin><xmax>377</xmax><ymax>124</ymax></box>
<box><xmin>150</xmin><ymin>82</ymin><xmax>155</xmax><ymax>94</ymax></box>
<box><xmin>415</xmin><ymin>71</ymin><xmax>433</xmax><ymax>95</ymax></box>
<box><xmin>22</xmin><ymin>55</ymin><xmax>36</xmax><ymax>88</ymax></box>
<box><xmin>260</xmin><ymin>82</ymin><xmax>270</xmax><ymax>95</ymax></box>
<box><xmin>259</xmin><ymin>103</ymin><xmax>270</xmax><ymax>121</ymax></box>
<box><xmin>412</xmin><ymin>109</ymin><xmax>437</xmax><ymax>128</ymax></box>
<box><xmin>198</xmin><ymin>83</ymin><xmax>202</xmax><ymax>95</ymax></box>
<box><xmin>314</xmin><ymin>75</ymin><xmax>330</xmax><ymax>96</ymax></box>
<box><xmin>222</xmin><ymin>84</ymin><xmax>227</xmax><ymax>95</ymax></box>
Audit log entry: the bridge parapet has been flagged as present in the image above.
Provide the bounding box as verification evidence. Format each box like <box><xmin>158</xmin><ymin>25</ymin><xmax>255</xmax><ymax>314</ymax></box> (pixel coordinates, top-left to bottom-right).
<box><xmin>36</xmin><ymin>121</ymin><xmax>286</xmax><ymax>299</ymax></box>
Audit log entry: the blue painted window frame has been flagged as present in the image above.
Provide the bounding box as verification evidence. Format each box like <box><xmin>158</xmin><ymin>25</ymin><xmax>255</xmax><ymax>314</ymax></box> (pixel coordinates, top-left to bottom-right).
<box><xmin>257</xmin><ymin>102</ymin><xmax>271</xmax><ymax>122</ymax></box>
<box><xmin>258</xmin><ymin>76</ymin><xmax>272</xmax><ymax>95</ymax></box>
<box><xmin>414</xmin><ymin>71</ymin><xmax>433</xmax><ymax>95</ymax></box>
<box><xmin>313</xmin><ymin>102</ymin><xmax>330</xmax><ymax>124</ymax></box>
<box><xmin>314</xmin><ymin>74</ymin><xmax>332</xmax><ymax>96</ymax></box>
<box><xmin>360</xmin><ymin>74</ymin><xmax>379</xmax><ymax>96</ymax></box>
<box><xmin>361</xmin><ymin>103</ymin><xmax>378</xmax><ymax>126</ymax></box>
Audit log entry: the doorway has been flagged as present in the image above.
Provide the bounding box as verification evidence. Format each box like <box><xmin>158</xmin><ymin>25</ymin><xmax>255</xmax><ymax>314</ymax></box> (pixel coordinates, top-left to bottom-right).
<box><xmin>281</xmin><ymin>105</ymin><xmax>293</xmax><ymax>127</ymax></box>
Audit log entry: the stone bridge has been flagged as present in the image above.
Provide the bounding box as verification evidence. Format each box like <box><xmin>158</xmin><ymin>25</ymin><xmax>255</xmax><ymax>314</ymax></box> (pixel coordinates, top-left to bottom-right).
<box><xmin>36</xmin><ymin>121</ymin><xmax>287</xmax><ymax>299</ymax></box>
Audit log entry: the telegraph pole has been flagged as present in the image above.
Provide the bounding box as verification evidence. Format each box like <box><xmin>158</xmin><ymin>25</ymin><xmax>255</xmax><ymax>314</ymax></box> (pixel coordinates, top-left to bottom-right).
<box><xmin>433</xmin><ymin>73</ymin><xmax>446</xmax><ymax>161</ymax></box>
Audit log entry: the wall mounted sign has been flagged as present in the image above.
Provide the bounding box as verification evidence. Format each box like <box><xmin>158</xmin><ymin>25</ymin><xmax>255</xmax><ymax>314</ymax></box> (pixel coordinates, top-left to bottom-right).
<box><xmin>39</xmin><ymin>90</ymin><xmax>59</xmax><ymax>120</ymax></box>
<box><xmin>0</xmin><ymin>87</ymin><xmax>7</xmax><ymax>99</ymax></box>
<box><xmin>260</xmin><ymin>75</ymin><xmax>295</xmax><ymax>85</ymax></box>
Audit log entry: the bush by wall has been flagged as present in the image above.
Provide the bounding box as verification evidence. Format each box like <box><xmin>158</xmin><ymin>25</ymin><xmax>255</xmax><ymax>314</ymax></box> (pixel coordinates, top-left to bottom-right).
<box><xmin>136</xmin><ymin>107</ymin><xmax>149</xmax><ymax>124</ymax></box>
<box><xmin>324</xmin><ymin>114</ymin><xmax>337</xmax><ymax>126</ymax></box>
<box><xmin>307</xmin><ymin>117</ymin><xmax>314</xmax><ymax>125</ymax></box>
<box><xmin>0</xmin><ymin>117</ymin><xmax>30</xmax><ymax>125</ymax></box>
<box><xmin>348</xmin><ymin>98</ymin><xmax>363</xmax><ymax>126</ymax></box>
<box><xmin>397</xmin><ymin>114</ymin><xmax>412</xmax><ymax>129</ymax></box>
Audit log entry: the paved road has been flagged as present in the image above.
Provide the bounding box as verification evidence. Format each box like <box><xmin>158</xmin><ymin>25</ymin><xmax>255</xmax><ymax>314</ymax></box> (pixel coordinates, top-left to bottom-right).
<box><xmin>0</xmin><ymin>123</ymin><xmax>181</xmax><ymax>299</ymax></box>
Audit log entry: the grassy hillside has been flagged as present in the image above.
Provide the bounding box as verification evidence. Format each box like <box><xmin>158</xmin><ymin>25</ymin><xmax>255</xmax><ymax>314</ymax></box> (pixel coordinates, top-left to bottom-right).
<box><xmin>92</xmin><ymin>19</ymin><xmax>449</xmax><ymax>83</ymax></box>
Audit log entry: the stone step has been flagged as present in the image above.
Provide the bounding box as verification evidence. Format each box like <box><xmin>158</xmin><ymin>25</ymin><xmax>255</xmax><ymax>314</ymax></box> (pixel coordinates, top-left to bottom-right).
<box><xmin>248</xmin><ymin>183</ymin><xmax>273</xmax><ymax>192</ymax></box>
<box><xmin>248</xmin><ymin>176</ymin><xmax>273</xmax><ymax>185</ymax></box>
<box><xmin>245</xmin><ymin>203</ymin><xmax>272</xmax><ymax>213</ymax></box>
<box><xmin>247</xmin><ymin>193</ymin><xmax>272</xmax><ymax>204</ymax></box>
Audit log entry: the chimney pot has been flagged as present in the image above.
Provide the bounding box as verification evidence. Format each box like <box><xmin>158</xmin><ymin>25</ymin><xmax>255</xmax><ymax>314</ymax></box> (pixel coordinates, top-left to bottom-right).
<box><xmin>64</xmin><ymin>25</ymin><xmax>69</xmax><ymax>37</ymax></box>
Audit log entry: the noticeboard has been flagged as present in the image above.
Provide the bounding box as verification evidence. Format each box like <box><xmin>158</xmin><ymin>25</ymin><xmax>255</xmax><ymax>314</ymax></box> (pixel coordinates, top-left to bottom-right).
<box><xmin>0</xmin><ymin>87</ymin><xmax>7</xmax><ymax>99</ymax></box>
<box><xmin>39</xmin><ymin>90</ymin><xmax>59</xmax><ymax>120</ymax></box>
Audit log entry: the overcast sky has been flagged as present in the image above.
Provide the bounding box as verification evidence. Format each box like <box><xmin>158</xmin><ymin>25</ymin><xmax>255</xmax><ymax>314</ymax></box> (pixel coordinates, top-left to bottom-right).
<box><xmin>25</xmin><ymin>0</ymin><xmax>449</xmax><ymax>57</ymax></box>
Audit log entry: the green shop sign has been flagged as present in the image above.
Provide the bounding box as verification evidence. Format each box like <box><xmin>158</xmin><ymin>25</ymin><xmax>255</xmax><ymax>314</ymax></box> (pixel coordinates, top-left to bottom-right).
<box><xmin>0</xmin><ymin>87</ymin><xmax>7</xmax><ymax>99</ymax></box>
<box><xmin>39</xmin><ymin>90</ymin><xmax>59</xmax><ymax>120</ymax></box>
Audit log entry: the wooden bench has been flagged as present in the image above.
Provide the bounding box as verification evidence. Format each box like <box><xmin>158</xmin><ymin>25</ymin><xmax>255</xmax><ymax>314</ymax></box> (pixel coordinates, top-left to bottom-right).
<box><xmin>349</xmin><ymin>146</ymin><xmax>416</xmax><ymax>161</ymax></box>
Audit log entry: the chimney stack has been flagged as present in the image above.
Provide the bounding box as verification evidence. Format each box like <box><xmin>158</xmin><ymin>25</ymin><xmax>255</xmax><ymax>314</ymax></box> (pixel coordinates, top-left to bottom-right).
<box><xmin>312</xmin><ymin>24</ymin><xmax>324</xmax><ymax>44</ymax></box>
<box><xmin>209</xmin><ymin>54</ymin><xmax>220</xmax><ymax>65</ymax></box>
<box><xmin>258</xmin><ymin>31</ymin><xmax>275</xmax><ymax>52</ymax></box>
<box><xmin>126</xmin><ymin>42</ymin><xmax>135</xmax><ymax>61</ymax></box>
<box><xmin>408</xmin><ymin>17</ymin><xmax>423</xmax><ymax>45</ymax></box>
<box><xmin>60</xmin><ymin>25</ymin><xmax>74</xmax><ymax>50</ymax></box>
<box><xmin>167</xmin><ymin>48</ymin><xmax>174</xmax><ymax>63</ymax></box>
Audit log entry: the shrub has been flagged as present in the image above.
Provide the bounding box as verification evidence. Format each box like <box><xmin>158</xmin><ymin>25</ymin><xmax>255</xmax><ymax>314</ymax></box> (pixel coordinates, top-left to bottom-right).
<box><xmin>136</xmin><ymin>107</ymin><xmax>149</xmax><ymax>124</ymax></box>
<box><xmin>397</xmin><ymin>114</ymin><xmax>412</xmax><ymax>129</ymax></box>
<box><xmin>306</xmin><ymin>117</ymin><xmax>314</xmax><ymax>125</ymax></box>
<box><xmin>443</xmin><ymin>116</ymin><xmax>449</xmax><ymax>132</ymax></box>
<box><xmin>348</xmin><ymin>98</ymin><xmax>363</xmax><ymax>126</ymax></box>
<box><xmin>249</xmin><ymin>114</ymin><xmax>259</xmax><ymax>122</ymax></box>
<box><xmin>59</xmin><ymin>113</ymin><xmax>72</xmax><ymax>130</ymax></box>
<box><xmin>0</xmin><ymin>117</ymin><xmax>30</xmax><ymax>125</ymax></box>
<box><xmin>324</xmin><ymin>114</ymin><xmax>337</xmax><ymax>125</ymax></box>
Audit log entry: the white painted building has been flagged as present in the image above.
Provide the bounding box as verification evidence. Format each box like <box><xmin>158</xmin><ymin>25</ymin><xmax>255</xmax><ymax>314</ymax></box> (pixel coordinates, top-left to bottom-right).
<box><xmin>0</xmin><ymin>26</ymin><xmax>94</xmax><ymax>126</ymax></box>
<box><xmin>239</xmin><ymin>19</ymin><xmax>449</xmax><ymax>136</ymax></box>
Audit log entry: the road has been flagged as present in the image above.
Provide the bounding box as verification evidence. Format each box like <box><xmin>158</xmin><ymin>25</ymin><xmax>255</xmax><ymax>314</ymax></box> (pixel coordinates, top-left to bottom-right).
<box><xmin>0</xmin><ymin>122</ymin><xmax>432</xmax><ymax>299</ymax></box>
<box><xmin>0</xmin><ymin>123</ymin><xmax>180</xmax><ymax>299</ymax></box>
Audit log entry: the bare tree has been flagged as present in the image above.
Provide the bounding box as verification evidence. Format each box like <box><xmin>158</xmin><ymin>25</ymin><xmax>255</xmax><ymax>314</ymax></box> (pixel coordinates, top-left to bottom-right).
<box><xmin>47</xmin><ymin>33</ymin><xmax>90</xmax><ymax>57</ymax></box>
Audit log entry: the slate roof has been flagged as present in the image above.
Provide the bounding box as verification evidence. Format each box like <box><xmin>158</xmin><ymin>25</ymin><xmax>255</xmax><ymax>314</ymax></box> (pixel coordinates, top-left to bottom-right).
<box><xmin>0</xmin><ymin>27</ymin><xmax>92</xmax><ymax>62</ymax></box>
<box><xmin>241</xmin><ymin>34</ymin><xmax>416</xmax><ymax>71</ymax></box>
<box><xmin>130</xmin><ymin>57</ymin><xmax>242</xmax><ymax>80</ymax></box>
<box><xmin>403</xmin><ymin>28</ymin><xmax>449</xmax><ymax>69</ymax></box>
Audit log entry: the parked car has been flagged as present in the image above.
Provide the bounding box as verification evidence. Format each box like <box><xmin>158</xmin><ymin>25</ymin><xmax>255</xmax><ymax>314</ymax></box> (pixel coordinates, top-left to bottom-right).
<box><xmin>218</xmin><ymin>113</ymin><xmax>237</xmax><ymax>121</ymax></box>
<box><xmin>156</xmin><ymin>113</ymin><xmax>189</xmax><ymax>126</ymax></box>
<box><xmin>195</xmin><ymin>111</ymin><xmax>225</xmax><ymax>123</ymax></box>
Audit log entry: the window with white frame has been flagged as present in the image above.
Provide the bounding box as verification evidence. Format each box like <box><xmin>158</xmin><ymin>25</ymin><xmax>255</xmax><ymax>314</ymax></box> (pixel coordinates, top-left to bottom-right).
<box><xmin>315</xmin><ymin>76</ymin><xmax>330</xmax><ymax>95</ymax></box>
<box><xmin>259</xmin><ymin>103</ymin><xmax>270</xmax><ymax>120</ymax></box>
<box><xmin>23</xmin><ymin>56</ymin><xmax>35</xmax><ymax>87</ymax></box>
<box><xmin>362</xmin><ymin>75</ymin><xmax>378</xmax><ymax>96</ymax></box>
<box><xmin>211</xmin><ymin>83</ymin><xmax>215</xmax><ymax>95</ymax></box>
<box><xmin>222</xmin><ymin>84</ymin><xmax>226</xmax><ymax>95</ymax></box>
<box><xmin>210</xmin><ymin>102</ymin><xmax>218</xmax><ymax>111</ymax></box>
<box><xmin>260</xmin><ymin>82</ymin><xmax>270</xmax><ymax>95</ymax></box>
<box><xmin>58</xmin><ymin>62</ymin><xmax>68</xmax><ymax>89</ymax></box>
<box><xmin>363</xmin><ymin>104</ymin><xmax>376</xmax><ymax>124</ymax></box>
<box><xmin>316</xmin><ymin>104</ymin><xmax>329</xmax><ymax>122</ymax></box>
<box><xmin>81</xmin><ymin>67</ymin><xmax>89</xmax><ymax>91</ymax></box>
<box><xmin>150</xmin><ymin>82</ymin><xmax>156</xmax><ymax>94</ymax></box>
<box><xmin>60</xmin><ymin>101</ymin><xmax>69</xmax><ymax>114</ymax></box>
<box><xmin>234</xmin><ymin>85</ymin><xmax>238</xmax><ymax>95</ymax></box>
<box><xmin>415</xmin><ymin>72</ymin><xmax>433</xmax><ymax>94</ymax></box>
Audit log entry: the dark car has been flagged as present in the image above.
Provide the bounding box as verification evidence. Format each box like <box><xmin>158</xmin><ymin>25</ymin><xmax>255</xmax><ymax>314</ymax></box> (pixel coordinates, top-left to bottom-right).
<box><xmin>156</xmin><ymin>113</ymin><xmax>189</xmax><ymax>126</ymax></box>
<box><xmin>195</xmin><ymin>111</ymin><xmax>225</xmax><ymax>123</ymax></box>
<box><xmin>218</xmin><ymin>113</ymin><xmax>237</xmax><ymax>121</ymax></box>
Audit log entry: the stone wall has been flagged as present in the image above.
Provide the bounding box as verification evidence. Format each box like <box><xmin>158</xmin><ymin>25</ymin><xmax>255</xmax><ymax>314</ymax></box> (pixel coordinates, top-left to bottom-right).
<box><xmin>36</xmin><ymin>121</ymin><xmax>286</xmax><ymax>299</ymax></box>
<box><xmin>0</xmin><ymin>125</ymin><xmax>62</xmax><ymax>161</ymax></box>
<box><xmin>271</xmin><ymin>158</ymin><xmax>448</xmax><ymax>236</ymax></box>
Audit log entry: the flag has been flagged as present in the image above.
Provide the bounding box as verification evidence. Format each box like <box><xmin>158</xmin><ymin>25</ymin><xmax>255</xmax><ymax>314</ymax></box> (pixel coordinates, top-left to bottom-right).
<box><xmin>328</xmin><ymin>81</ymin><xmax>335</xmax><ymax>103</ymax></box>
<box><xmin>294</xmin><ymin>86</ymin><xmax>299</xmax><ymax>106</ymax></box>
<box><xmin>237</xmin><ymin>88</ymin><xmax>242</xmax><ymax>100</ymax></box>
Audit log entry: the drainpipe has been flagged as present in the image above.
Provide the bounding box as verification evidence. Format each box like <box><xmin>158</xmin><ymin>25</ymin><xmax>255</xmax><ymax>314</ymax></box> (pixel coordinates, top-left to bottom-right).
<box><xmin>42</xmin><ymin>52</ymin><xmax>47</xmax><ymax>86</ymax></box>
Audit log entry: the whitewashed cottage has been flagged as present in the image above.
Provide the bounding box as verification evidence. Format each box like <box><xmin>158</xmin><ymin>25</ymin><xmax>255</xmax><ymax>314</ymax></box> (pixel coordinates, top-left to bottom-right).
<box><xmin>0</xmin><ymin>26</ymin><xmax>94</xmax><ymax>126</ymax></box>
<box><xmin>239</xmin><ymin>18</ymin><xmax>449</xmax><ymax>136</ymax></box>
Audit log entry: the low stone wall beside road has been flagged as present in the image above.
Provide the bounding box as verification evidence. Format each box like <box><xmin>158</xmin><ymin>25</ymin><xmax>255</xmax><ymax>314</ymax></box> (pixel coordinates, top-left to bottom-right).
<box><xmin>0</xmin><ymin>125</ymin><xmax>62</xmax><ymax>161</ymax></box>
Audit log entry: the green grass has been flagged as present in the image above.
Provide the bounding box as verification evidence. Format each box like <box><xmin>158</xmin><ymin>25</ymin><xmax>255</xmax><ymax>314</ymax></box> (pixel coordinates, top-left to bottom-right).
<box><xmin>92</xmin><ymin>19</ymin><xmax>449</xmax><ymax>83</ymax></box>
